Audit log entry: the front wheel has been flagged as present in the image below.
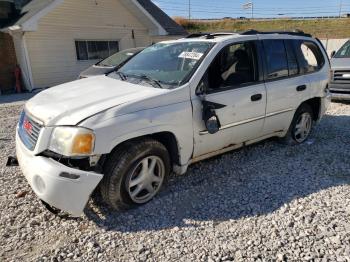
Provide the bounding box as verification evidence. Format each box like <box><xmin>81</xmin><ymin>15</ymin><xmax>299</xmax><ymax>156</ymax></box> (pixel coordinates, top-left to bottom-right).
<box><xmin>127</xmin><ymin>155</ymin><xmax>166</xmax><ymax>204</ymax></box>
<box><xmin>100</xmin><ymin>138</ymin><xmax>170</xmax><ymax>210</ymax></box>
<box><xmin>281</xmin><ymin>104</ymin><xmax>314</xmax><ymax>145</ymax></box>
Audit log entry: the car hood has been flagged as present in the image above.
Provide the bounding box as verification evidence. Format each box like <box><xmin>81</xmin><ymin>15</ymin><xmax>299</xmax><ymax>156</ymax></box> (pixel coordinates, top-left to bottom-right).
<box><xmin>26</xmin><ymin>76</ymin><xmax>165</xmax><ymax>126</ymax></box>
<box><xmin>331</xmin><ymin>57</ymin><xmax>350</xmax><ymax>69</ymax></box>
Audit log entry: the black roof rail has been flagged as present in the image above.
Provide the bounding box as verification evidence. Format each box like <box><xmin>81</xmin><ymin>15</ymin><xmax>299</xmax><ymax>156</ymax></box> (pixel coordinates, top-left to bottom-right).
<box><xmin>241</xmin><ymin>29</ymin><xmax>312</xmax><ymax>37</ymax></box>
<box><xmin>186</xmin><ymin>33</ymin><xmax>211</xmax><ymax>38</ymax></box>
<box><xmin>185</xmin><ymin>32</ymin><xmax>236</xmax><ymax>39</ymax></box>
<box><xmin>211</xmin><ymin>32</ymin><xmax>237</xmax><ymax>37</ymax></box>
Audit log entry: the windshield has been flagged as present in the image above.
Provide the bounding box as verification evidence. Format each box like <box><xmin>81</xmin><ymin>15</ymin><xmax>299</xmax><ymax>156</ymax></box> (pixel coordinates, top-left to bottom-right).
<box><xmin>115</xmin><ymin>42</ymin><xmax>214</xmax><ymax>87</ymax></box>
<box><xmin>334</xmin><ymin>41</ymin><xmax>350</xmax><ymax>58</ymax></box>
<box><xmin>97</xmin><ymin>48</ymin><xmax>143</xmax><ymax>67</ymax></box>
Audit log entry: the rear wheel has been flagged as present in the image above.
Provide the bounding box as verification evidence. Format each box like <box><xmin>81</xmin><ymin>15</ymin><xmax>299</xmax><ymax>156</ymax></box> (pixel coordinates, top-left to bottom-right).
<box><xmin>281</xmin><ymin>104</ymin><xmax>314</xmax><ymax>145</ymax></box>
<box><xmin>294</xmin><ymin>111</ymin><xmax>313</xmax><ymax>143</ymax></box>
<box><xmin>100</xmin><ymin>138</ymin><xmax>170</xmax><ymax>210</ymax></box>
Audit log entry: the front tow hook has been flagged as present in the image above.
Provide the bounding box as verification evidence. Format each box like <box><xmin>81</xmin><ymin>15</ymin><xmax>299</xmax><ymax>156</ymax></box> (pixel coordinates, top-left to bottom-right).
<box><xmin>6</xmin><ymin>156</ymin><xmax>18</xmax><ymax>167</ymax></box>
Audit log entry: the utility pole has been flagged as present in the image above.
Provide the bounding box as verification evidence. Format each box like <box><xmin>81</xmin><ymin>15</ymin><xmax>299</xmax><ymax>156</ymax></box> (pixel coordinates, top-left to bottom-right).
<box><xmin>189</xmin><ymin>0</ymin><xmax>191</xmax><ymax>20</ymax></box>
<box><xmin>339</xmin><ymin>0</ymin><xmax>343</xmax><ymax>18</ymax></box>
<box><xmin>243</xmin><ymin>2</ymin><xmax>254</xmax><ymax>19</ymax></box>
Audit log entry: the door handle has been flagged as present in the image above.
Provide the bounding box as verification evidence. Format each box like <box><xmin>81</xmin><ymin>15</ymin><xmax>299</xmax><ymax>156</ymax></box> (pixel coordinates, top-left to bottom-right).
<box><xmin>296</xmin><ymin>85</ymin><xmax>307</xmax><ymax>91</ymax></box>
<box><xmin>251</xmin><ymin>94</ymin><xmax>262</xmax><ymax>101</ymax></box>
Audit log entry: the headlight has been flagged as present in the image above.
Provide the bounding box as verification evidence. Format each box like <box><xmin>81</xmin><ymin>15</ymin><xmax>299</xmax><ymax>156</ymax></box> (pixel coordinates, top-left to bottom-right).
<box><xmin>49</xmin><ymin>127</ymin><xmax>95</xmax><ymax>156</ymax></box>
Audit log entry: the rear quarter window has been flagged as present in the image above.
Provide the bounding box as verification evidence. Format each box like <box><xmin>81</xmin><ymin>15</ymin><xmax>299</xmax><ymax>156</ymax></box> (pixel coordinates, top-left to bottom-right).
<box><xmin>293</xmin><ymin>40</ymin><xmax>325</xmax><ymax>73</ymax></box>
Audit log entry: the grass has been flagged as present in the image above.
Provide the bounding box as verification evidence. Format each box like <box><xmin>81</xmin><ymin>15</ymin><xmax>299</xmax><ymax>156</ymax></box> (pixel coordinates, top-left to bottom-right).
<box><xmin>174</xmin><ymin>17</ymin><xmax>350</xmax><ymax>39</ymax></box>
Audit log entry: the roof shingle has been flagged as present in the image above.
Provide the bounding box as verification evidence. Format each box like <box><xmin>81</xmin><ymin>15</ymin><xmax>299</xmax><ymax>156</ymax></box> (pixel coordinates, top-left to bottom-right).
<box><xmin>136</xmin><ymin>0</ymin><xmax>187</xmax><ymax>35</ymax></box>
<box><xmin>0</xmin><ymin>0</ymin><xmax>54</xmax><ymax>29</ymax></box>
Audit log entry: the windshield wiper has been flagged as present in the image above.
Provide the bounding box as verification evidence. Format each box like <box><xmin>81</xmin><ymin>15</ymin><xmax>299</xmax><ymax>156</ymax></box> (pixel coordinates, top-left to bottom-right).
<box><xmin>116</xmin><ymin>71</ymin><xmax>127</xmax><ymax>81</ymax></box>
<box><xmin>133</xmin><ymin>74</ymin><xmax>164</xmax><ymax>89</ymax></box>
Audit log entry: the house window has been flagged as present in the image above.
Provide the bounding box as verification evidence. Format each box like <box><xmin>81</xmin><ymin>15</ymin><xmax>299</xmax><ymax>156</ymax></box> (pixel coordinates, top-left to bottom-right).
<box><xmin>75</xmin><ymin>40</ymin><xmax>119</xmax><ymax>61</ymax></box>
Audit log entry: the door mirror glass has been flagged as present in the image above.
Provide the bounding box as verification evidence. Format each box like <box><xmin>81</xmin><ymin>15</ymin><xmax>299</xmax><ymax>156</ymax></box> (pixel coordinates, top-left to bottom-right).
<box><xmin>205</xmin><ymin>115</ymin><xmax>220</xmax><ymax>134</ymax></box>
<box><xmin>331</xmin><ymin>51</ymin><xmax>336</xmax><ymax>58</ymax></box>
<box><xmin>203</xmin><ymin>105</ymin><xmax>220</xmax><ymax>134</ymax></box>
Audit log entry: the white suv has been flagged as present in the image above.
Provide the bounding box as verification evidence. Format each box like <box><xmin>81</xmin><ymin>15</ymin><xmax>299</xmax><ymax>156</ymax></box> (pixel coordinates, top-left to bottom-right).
<box><xmin>16</xmin><ymin>31</ymin><xmax>331</xmax><ymax>216</ymax></box>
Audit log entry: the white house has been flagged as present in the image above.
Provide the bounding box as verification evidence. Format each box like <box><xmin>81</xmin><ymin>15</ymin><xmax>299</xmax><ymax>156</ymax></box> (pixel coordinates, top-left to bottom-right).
<box><xmin>0</xmin><ymin>0</ymin><xmax>187</xmax><ymax>92</ymax></box>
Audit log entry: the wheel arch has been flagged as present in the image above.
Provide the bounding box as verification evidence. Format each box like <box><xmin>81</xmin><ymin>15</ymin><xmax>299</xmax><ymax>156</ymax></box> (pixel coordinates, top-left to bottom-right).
<box><xmin>300</xmin><ymin>97</ymin><xmax>321</xmax><ymax>121</ymax></box>
<box><xmin>105</xmin><ymin>131</ymin><xmax>182</xmax><ymax>170</ymax></box>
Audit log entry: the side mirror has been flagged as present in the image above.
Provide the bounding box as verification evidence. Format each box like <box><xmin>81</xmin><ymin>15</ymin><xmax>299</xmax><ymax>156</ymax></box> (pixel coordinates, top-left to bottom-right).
<box><xmin>196</xmin><ymin>81</ymin><xmax>205</xmax><ymax>96</ymax></box>
<box><xmin>205</xmin><ymin>114</ymin><xmax>220</xmax><ymax>134</ymax></box>
<box><xmin>331</xmin><ymin>51</ymin><xmax>336</xmax><ymax>58</ymax></box>
<box><xmin>203</xmin><ymin>105</ymin><xmax>220</xmax><ymax>134</ymax></box>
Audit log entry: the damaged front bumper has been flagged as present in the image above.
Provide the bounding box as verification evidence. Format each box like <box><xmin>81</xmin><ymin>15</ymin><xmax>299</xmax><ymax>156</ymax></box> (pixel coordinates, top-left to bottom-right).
<box><xmin>16</xmin><ymin>132</ymin><xmax>103</xmax><ymax>217</ymax></box>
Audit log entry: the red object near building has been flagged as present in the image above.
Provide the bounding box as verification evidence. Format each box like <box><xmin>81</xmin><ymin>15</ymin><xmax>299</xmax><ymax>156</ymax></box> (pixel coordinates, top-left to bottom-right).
<box><xmin>14</xmin><ymin>65</ymin><xmax>22</xmax><ymax>93</ymax></box>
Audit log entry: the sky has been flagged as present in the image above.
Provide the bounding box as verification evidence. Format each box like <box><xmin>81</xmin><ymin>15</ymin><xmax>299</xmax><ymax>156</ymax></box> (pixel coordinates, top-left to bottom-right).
<box><xmin>152</xmin><ymin>0</ymin><xmax>349</xmax><ymax>19</ymax></box>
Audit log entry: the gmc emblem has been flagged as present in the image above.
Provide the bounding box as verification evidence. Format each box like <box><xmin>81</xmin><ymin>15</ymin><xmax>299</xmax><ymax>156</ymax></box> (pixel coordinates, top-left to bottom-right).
<box><xmin>23</xmin><ymin>118</ymin><xmax>33</xmax><ymax>135</ymax></box>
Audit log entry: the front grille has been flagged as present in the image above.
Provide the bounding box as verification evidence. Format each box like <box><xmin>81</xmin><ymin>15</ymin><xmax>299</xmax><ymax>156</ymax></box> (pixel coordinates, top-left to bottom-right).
<box><xmin>333</xmin><ymin>70</ymin><xmax>350</xmax><ymax>84</ymax></box>
<box><xmin>18</xmin><ymin>111</ymin><xmax>43</xmax><ymax>151</ymax></box>
<box><xmin>331</xmin><ymin>90</ymin><xmax>350</xmax><ymax>94</ymax></box>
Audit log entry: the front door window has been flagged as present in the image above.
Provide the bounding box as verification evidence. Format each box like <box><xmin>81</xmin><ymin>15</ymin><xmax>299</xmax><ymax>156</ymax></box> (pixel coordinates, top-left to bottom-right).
<box><xmin>202</xmin><ymin>41</ymin><xmax>259</xmax><ymax>93</ymax></box>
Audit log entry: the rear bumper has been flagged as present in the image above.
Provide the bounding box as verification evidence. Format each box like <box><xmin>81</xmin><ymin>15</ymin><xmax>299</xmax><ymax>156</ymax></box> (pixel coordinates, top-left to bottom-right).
<box><xmin>16</xmin><ymin>131</ymin><xmax>103</xmax><ymax>217</ymax></box>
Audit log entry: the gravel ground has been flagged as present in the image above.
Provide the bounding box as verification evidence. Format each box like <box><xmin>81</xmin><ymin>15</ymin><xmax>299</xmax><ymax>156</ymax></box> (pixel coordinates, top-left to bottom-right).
<box><xmin>0</xmin><ymin>101</ymin><xmax>349</xmax><ymax>262</ymax></box>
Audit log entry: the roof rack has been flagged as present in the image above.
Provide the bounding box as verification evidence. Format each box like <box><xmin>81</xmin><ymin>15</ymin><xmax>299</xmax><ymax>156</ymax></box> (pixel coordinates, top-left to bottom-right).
<box><xmin>186</xmin><ymin>33</ymin><xmax>211</xmax><ymax>38</ymax></box>
<box><xmin>186</xmin><ymin>30</ymin><xmax>312</xmax><ymax>39</ymax></box>
<box><xmin>186</xmin><ymin>32</ymin><xmax>236</xmax><ymax>39</ymax></box>
<box><xmin>241</xmin><ymin>29</ymin><xmax>312</xmax><ymax>37</ymax></box>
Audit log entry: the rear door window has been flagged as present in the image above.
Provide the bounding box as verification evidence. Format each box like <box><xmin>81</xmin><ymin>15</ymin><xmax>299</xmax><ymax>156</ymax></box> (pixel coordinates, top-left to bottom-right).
<box><xmin>293</xmin><ymin>40</ymin><xmax>325</xmax><ymax>73</ymax></box>
<box><xmin>263</xmin><ymin>40</ymin><xmax>289</xmax><ymax>80</ymax></box>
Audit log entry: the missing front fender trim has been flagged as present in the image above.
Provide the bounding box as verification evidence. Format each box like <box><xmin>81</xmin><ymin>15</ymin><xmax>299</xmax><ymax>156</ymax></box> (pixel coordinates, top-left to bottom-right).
<box><xmin>40</xmin><ymin>150</ymin><xmax>92</xmax><ymax>171</ymax></box>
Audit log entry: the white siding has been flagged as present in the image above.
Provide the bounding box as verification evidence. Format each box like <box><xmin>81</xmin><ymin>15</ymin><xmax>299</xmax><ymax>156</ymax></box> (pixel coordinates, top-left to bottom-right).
<box><xmin>320</xmin><ymin>38</ymin><xmax>348</xmax><ymax>57</ymax></box>
<box><xmin>25</xmin><ymin>0</ymin><xmax>153</xmax><ymax>88</ymax></box>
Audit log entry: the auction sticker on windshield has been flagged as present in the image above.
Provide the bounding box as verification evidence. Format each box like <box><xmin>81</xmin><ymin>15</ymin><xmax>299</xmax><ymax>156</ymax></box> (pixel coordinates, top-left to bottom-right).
<box><xmin>179</xmin><ymin>52</ymin><xmax>204</xmax><ymax>60</ymax></box>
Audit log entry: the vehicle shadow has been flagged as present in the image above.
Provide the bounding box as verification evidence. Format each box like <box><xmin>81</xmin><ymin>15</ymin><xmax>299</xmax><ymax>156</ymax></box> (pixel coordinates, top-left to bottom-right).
<box><xmin>84</xmin><ymin>113</ymin><xmax>350</xmax><ymax>232</ymax></box>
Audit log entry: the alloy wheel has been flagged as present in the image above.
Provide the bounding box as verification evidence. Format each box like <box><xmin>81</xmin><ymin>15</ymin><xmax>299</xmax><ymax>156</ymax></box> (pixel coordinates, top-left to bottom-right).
<box><xmin>127</xmin><ymin>156</ymin><xmax>165</xmax><ymax>204</ymax></box>
<box><xmin>294</xmin><ymin>112</ymin><xmax>312</xmax><ymax>143</ymax></box>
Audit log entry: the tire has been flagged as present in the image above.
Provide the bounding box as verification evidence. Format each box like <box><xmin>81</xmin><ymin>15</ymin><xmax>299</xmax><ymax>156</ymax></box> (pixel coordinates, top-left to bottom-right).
<box><xmin>280</xmin><ymin>103</ymin><xmax>314</xmax><ymax>145</ymax></box>
<box><xmin>100</xmin><ymin>138</ymin><xmax>171</xmax><ymax>210</ymax></box>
